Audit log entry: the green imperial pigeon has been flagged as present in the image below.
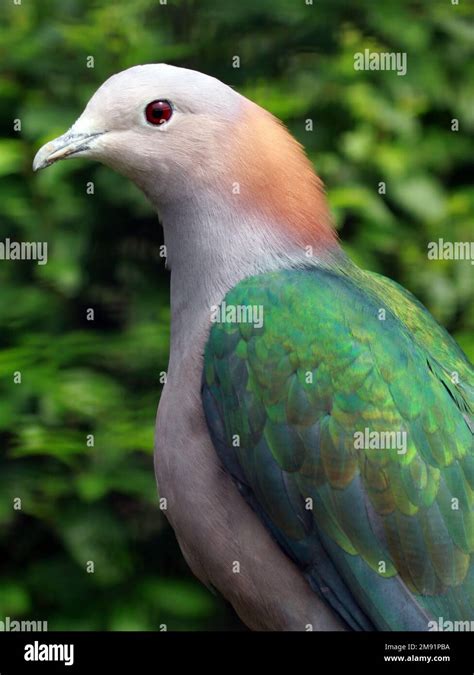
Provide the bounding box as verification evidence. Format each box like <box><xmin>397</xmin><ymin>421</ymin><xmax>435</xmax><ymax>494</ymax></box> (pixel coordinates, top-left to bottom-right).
<box><xmin>34</xmin><ymin>64</ymin><xmax>473</xmax><ymax>631</ymax></box>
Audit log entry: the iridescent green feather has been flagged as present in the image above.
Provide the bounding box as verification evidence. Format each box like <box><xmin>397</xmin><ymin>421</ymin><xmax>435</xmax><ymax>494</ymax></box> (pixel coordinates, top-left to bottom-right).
<box><xmin>202</xmin><ymin>265</ymin><xmax>474</xmax><ymax>630</ymax></box>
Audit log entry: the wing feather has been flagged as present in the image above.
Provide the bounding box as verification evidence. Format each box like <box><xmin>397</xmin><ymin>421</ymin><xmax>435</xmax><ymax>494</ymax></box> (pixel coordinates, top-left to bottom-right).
<box><xmin>202</xmin><ymin>266</ymin><xmax>474</xmax><ymax>630</ymax></box>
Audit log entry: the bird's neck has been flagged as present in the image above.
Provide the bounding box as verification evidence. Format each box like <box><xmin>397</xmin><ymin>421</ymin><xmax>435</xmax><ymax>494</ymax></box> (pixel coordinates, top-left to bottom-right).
<box><xmin>158</xmin><ymin>190</ymin><xmax>345</xmax><ymax>356</ymax></box>
<box><xmin>157</xmin><ymin>100</ymin><xmax>347</xmax><ymax>355</ymax></box>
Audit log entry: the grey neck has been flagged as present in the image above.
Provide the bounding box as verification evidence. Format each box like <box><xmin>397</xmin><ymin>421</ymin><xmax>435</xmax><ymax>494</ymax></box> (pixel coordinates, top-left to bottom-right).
<box><xmin>158</xmin><ymin>191</ymin><xmax>342</xmax><ymax>359</ymax></box>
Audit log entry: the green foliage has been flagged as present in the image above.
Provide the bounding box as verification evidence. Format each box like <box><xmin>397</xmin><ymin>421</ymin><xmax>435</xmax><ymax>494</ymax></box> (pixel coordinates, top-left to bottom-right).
<box><xmin>0</xmin><ymin>0</ymin><xmax>472</xmax><ymax>630</ymax></box>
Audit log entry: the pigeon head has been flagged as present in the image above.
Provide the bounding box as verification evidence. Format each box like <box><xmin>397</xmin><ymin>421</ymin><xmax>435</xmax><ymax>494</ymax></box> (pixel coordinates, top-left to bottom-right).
<box><xmin>33</xmin><ymin>63</ymin><xmax>336</xmax><ymax>250</ymax></box>
<box><xmin>33</xmin><ymin>64</ymin><xmax>244</xmax><ymax>196</ymax></box>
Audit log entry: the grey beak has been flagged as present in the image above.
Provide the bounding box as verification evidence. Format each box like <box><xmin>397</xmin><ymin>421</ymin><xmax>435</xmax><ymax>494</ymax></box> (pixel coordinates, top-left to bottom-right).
<box><xmin>33</xmin><ymin>131</ymin><xmax>104</xmax><ymax>171</ymax></box>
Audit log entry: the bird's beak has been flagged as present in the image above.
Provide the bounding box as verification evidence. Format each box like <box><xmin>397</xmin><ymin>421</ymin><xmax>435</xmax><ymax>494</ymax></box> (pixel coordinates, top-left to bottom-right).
<box><xmin>33</xmin><ymin>130</ymin><xmax>104</xmax><ymax>171</ymax></box>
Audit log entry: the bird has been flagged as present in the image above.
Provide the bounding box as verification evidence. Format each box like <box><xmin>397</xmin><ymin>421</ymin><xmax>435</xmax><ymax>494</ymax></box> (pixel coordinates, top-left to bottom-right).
<box><xmin>33</xmin><ymin>64</ymin><xmax>473</xmax><ymax>631</ymax></box>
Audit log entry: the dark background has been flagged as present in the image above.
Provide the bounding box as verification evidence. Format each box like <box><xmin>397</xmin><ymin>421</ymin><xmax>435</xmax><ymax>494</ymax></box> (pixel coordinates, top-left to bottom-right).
<box><xmin>0</xmin><ymin>0</ymin><xmax>472</xmax><ymax>630</ymax></box>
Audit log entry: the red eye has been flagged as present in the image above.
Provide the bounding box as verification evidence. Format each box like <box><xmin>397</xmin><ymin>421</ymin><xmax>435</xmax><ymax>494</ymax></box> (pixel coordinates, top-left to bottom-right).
<box><xmin>145</xmin><ymin>100</ymin><xmax>173</xmax><ymax>125</ymax></box>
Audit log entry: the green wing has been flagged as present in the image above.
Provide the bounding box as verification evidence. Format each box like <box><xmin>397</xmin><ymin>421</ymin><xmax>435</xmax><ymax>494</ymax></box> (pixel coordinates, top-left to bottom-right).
<box><xmin>202</xmin><ymin>266</ymin><xmax>474</xmax><ymax>630</ymax></box>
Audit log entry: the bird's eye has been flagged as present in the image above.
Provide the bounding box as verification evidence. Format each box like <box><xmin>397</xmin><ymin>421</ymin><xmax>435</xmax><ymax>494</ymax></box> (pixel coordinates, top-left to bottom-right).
<box><xmin>145</xmin><ymin>100</ymin><xmax>173</xmax><ymax>126</ymax></box>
